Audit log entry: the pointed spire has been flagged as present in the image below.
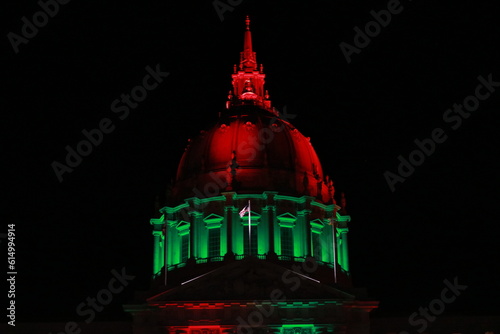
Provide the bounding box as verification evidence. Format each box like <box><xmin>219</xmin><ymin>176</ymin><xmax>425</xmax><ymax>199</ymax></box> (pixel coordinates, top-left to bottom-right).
<box><xmin>240</xmin><ymin>15</ymin><xmax>257</xmax><ymax>71</ymax></box>
<box><xmin>227</xmin><ymin>16</ymin><xmax>274</xmax><ymax>113</ymax></box>
<box><xmin>245</xmin><ymin>15</ymin><xmax>251</xmax><ymax>29</ymax></box>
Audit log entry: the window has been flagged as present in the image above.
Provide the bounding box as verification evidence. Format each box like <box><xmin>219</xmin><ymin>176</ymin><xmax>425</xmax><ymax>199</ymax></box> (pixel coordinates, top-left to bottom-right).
<box><xmin>208</xmin><ymin>228</ymin><xmax>221</xmax><ymax>258</ymax></box>
<box><xmin>312</xmin><ymin>232</ymin><xmax>321</xmax><ymax>261</ymax></box>
<box><xmin>243</xmin><ymin>225</ymin><xmax>258</xmax><ymax>255</ymax></box>
<box><xmin>280</xmin><ymin>227</ymin><xmax>294</xmax><ymax>257</ymax></box>
<box><xmin>181</xmin><ymin>234</ymin><xmax>189</xmax><ymax>262</ymax></box>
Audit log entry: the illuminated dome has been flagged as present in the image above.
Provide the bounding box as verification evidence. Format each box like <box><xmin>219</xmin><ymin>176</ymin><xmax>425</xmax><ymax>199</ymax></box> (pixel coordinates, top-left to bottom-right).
<box><xmin>134</xmin><ymin>18</ymin><xmax>376</xmax><ymax>334</ymax></box>
<box><xmin>171</xmin><ymin>16</ymin><xmax>334</xmax><ymax>205</ymax></box>
<box><xmin>172</xmin><ymin>105</ymin><xmax>332</xmax><ymax>204</ymax></box>
<box><xmin>150</xmin><ymin>16</ymin><xmax>352</xmax><ymax>289</ymax></box>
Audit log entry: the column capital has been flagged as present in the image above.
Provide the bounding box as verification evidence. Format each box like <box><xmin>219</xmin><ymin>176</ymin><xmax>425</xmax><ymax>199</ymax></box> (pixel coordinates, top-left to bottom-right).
<box><xmin>297</xmin><ymin>209</ymin><xmax>311</xmax><ymax>216</ymax></box>
<box><xmin>337</xmin><ymin>227</ymin><xmax>349</xmax><ymax>234</ymax></box>
<box><xmin>152</xmin><ymin>230</ymin><xmax>163</xmax><ymax>237</ymax></box>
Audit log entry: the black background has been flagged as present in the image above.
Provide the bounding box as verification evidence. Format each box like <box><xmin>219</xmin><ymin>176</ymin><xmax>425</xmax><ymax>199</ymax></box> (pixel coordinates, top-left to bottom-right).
<box><xmin>3</xmin><ymin>0</ymin><xmax>500</xmax><ymax>323</ymax></box>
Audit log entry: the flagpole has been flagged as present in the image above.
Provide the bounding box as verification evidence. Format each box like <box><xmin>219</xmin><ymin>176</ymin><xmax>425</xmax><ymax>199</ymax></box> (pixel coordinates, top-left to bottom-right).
<box><xmin>331</xmin><ymin>217</ymin><xmax>337</xmax><ymax>284</ymax></box>
<box><xmin>248</xmin><ymin>200</ymin><xmax>251</xmax><ymax>256</ymax></box>
<box><xmin>164</xmin><ymin>226</ymin><xmax>168</xmax><ymax>286</ymax></box>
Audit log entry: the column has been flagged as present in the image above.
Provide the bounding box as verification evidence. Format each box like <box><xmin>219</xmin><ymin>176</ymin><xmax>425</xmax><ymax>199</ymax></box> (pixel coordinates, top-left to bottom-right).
<box><xmin>152</xmin><ymin>230</ymin><xmax>163</xmax><ymax>275</ymax></box>
<box><xmin>337</xmin><ymin>227</ymin><xmax>349</xmax><ymax>272</ymax></box>
<box><xmin>225</xmin><ymin>206</ymin><xmax>234</xmax><ymax>257</ymax></box>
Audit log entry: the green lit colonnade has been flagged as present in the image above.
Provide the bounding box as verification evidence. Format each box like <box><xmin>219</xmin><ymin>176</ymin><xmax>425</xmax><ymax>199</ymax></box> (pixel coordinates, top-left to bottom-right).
<box><xmin>151</xmin><ymin>191</ymin><xmax>350</xmax><ymax>279</ymax></box>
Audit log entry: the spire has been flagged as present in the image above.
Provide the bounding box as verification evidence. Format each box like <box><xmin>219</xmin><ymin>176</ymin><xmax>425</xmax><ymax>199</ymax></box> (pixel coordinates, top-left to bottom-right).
<box><xmin>227</xmin><ymin>16</ymin><xmax>275</xmax><ymax>114</ymax></box>
<box><xmin>240</xmin><ymin>15</ymin><xmax>257</xmax><ymax>71</ymax></box>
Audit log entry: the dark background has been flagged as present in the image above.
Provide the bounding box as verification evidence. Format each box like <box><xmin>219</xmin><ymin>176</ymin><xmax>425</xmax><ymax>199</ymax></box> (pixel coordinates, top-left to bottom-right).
<box><xmin>3</xmin><ymin>0</ymin><xmax>500</xmax><ymax>323</ymax></box>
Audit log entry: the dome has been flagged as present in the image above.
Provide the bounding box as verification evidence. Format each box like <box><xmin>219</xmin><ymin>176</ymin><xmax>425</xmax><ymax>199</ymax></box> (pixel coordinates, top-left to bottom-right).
<box><xmin>168</xmin><ymin>16</ymin><xmax>335</xmax><ymax>205</ymax></box>
<box><xmin>150</xmin><ymin>17</ymin><xmax>351</xmax><ymax>289</ymax></box>
<box><xmin>171</xmin><ymin>105</ymin><xmax>334</xmax><ymax>204</ymax></box>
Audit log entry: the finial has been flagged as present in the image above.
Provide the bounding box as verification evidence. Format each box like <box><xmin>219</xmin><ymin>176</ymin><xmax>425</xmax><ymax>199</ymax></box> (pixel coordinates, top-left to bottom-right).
<box><xmin>241</xmin><ymin>17</ymin><xmax>256</xmax><ymax>69</ymax></box>
<box><xmin>340</xmin><ymin>192</ymin><xmax>347</xmax><ymax>215</ymax></box>
<box><xmin>226</xmin><ymin>16</ymin><xmax>273</xmax><ymax>112</ymax></box>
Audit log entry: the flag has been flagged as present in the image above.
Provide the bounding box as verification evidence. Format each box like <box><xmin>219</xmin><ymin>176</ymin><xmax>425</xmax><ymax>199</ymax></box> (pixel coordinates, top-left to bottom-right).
<box><xmin>239</xmin><ymin>204</ymin><xmax>250</xmax><ymax>217</ymax></box>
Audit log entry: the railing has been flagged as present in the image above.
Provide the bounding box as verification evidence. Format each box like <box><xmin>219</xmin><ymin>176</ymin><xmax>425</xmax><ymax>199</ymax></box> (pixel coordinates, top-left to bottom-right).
<box><xmin>235</xmin><ymin>254</ymin><xmax>266</xmax><ymax>260</ymax></box>
<box><xmin>277</xmin><ymin>256</ymin><xmax>339</xmax><ymax>269</ymax></box>
<box><xmin>159</xmin><ymin>254</ymin><xmax>338</xmax><ymax>274</ymax></box>
<box><xmin>166</xmin><ymin>262</ymin><xmax>187</xmax><ymax>271</ymax></box>
<box><xmin>277</xmin><ymin>255</ymin><xmax>307</xmax><ymax>262</ymax></box>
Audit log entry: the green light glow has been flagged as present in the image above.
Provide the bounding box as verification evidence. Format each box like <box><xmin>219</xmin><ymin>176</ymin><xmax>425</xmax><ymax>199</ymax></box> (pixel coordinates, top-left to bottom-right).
<box><xmin>281</xmin><ymin>324</ymin><xmax>316</xmax><ymax>334</ymax></box>
<box><xmin>152</xmin><ymin>192</ymin><xmax>351</xmax><ymax>276</ymax></box>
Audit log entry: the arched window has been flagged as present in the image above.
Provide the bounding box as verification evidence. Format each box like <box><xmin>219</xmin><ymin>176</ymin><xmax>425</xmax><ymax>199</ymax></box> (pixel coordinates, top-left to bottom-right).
<box><xmin>243</xmin><ymin>225</ymin><xmax>258</xmax><ymax>255</ymax></box>
<box><xmin>280</xmin><ymin>227</ymin><xmax>294</xmax><ymax>257</ymax></box>
<box><xmin>311</xmin><ymin>232</ymin><xmax>321</xmax><ymax>261</ymax></box>
<box><xmin>181</xmin><ymin>234</ymin><xmax>189</xmax><ymax>262</ymax></box>
<box><xmin>277</xmin><ymin>212</ymin><xmax>296</xmax><ymax>258</ymax></box>
<box><xmin>310</xmin><ymin>219</ymin><xmax>326</xmax><ymax>262</ymax></box>
<box><xmin>176</xmin><ymin>221</ymin><xmax>190</xmax><ymax>264</ymax></box>
<box><xmin>204</xmin><ymin>213</ymin><xmax>224</xmax><ymax>259</ymax></box>
<box><xmin>208</xmin><ymin>228</ymin><xmax>221</xmax><ymax>258</ymax></box>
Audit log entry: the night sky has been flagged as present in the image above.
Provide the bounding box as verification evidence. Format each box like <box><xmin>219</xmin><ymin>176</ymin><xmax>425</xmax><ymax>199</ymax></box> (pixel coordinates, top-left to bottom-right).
<box><xmin>4</xmin><ymin>0</ymin><xmax>500</xmax><ymax>324</ymax></box>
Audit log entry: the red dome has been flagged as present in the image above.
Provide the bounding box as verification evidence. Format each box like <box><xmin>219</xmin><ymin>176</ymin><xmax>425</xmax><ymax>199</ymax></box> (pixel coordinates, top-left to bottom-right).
<box><xmin>170</xmin><ymin>106</ymin><xmax>334</xmax><ymax>204</ymax></box>
<box><xmin>169</xmin><ymin>17</ymin><xmax>335</xmax><ymax>204</ymax></box>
